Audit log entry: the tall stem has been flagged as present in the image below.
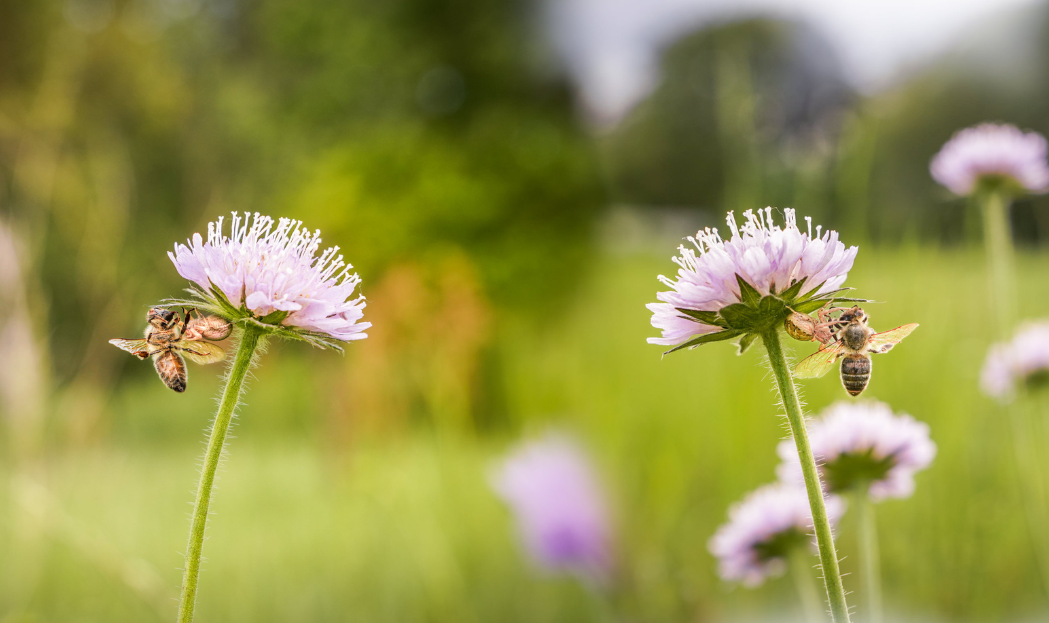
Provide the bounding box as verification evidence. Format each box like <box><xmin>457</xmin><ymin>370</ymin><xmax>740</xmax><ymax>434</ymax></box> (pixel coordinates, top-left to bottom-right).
<box><xmin>856</xmin><ymin>490</ymin><xmax>882</xmax><ymax>623</ymax></box>
<box><xmin>789</xmin><ymin>547</ymin><xmax>824</xmax><ymax>623</ymax></box>
<box><xmin>176</xmin><ymin>325</ymin><xmax>263</xmax><ymax>623</ymax></box>
<box><xmin>762</xmin><ymin>329</ymin><xmax>850</xmax><ymax>623</ymax></box>
<box><xmin>979</xmin><ymin>190</ymin><xmax>1015</xmax><ymax>334</ymax></box>
<box><xmin>978</xmin><ymin>190</ymin><xmax>1049</xmax><ymax>599</ymax></box>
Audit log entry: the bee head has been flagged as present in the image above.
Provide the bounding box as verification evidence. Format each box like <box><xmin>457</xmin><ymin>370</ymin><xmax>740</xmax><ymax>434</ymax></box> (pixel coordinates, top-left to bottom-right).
<box><xmin>840</xmin><ymin>306</ymin><xmax>866</xmax><ymax>323</ymax></box>
<box><xmin>147</xmin><ymin>307</ymin><xmax>178</xmax><ymax>330</ymax></box>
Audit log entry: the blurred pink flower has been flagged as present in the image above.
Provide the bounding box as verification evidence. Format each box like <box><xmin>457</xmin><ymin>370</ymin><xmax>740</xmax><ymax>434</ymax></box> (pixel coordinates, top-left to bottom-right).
<box><xmin>777</xmin><ymin>401</ymin><xmax>936</xmax><ymax>501</ymax></box>
<box><xmin>708</xmin><ymin>482</ymin><xmax>844</xmax><ymax>587</ymax></box>
<box><xmin>169</xmin><ymin>212</ymin><xmax>369</xmax><ymax>342</ymax></box>
<box><xmin>647</xmin><ymin>208</ymin><xmax>856</xmax><ymax>347</ymax></box>
<box><xmin>930</xmin><ymin>123</ymin><xmax>1049</xmax><ymax>196</ymax></box>
<box><xmin>491</xmin><ymin>435</ymin><xmax>613</xmax><ymax>582</ymax></box>
<box><xmin>981</xmin><ymin>321</ymin><xmax>1049</xmax><ymax>401</ymax></box>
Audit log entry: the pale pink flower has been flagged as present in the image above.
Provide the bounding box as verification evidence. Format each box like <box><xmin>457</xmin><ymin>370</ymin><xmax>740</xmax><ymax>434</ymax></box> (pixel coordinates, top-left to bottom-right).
<box><xmin>491</xmin><ymin>435</ymin><xmax>613</xmax><ymax>582</ymax></box>
<box><xmin>168</xmin><ymin>213</ymin><xmax>369</xmax><ymax>343</ymax></box>
<box><xmin>777</xmin><ymin>401</ymin><xmax>936</xmax><ymax>501</ymax></box>
<box><xmin>709</xmin><ymin>482</ymin><xmax>844</xmax><ymax>587</ymax></box>
<box><xmin>931</xmin><ymin>123</ymin><xmax>1049</xmax><ymax>196</ymax></box>
<box><xmin>648</xmin><ymin>208</ymin><xmax>856</xmax><ymax>347</ymax></box>
<box><xmin>981</xmin><ymin>321</ymin><xmax>1049</xmax><ymax>401</ymax></box>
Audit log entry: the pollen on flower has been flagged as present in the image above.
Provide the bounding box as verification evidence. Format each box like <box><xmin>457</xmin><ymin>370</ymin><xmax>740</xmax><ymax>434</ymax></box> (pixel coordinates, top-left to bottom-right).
<box><xmin>168</xmin><ymin>212</ymin><xmax>370</xmax><ymax>343</ymax></box>
<box><xmin>648</xmin><ymin>207</ymin><xmax>857</xmax><ymax>347</ymax></box>
<box><xmin>981</xmin><ymin>321</ymin><xmax>1049</xmax><ymax>401</ymax></box>
<box><xmin>776</xmin><ymin>401</ymin><xmax>936</xmax><ymax>501</ymax></box>
<box><xmin>931</xmin><ymin>123</ymin><xmax>1049</xmax><ymax>197</ymax></box>
<box><xmin>491</xmin><ymin>435</ymin><xmax>613</xmax><ymax>583</ymax></box>
<box><xmin>708</xmin><ymin>482</ymin><xmax>844</xmax><ymax>587</ymax></box>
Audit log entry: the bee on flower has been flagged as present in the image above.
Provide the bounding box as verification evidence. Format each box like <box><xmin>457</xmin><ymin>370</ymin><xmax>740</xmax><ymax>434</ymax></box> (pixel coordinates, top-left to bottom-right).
<box><xmin>167</xmin><ymin>212</ymin><xmax>370</xmax><ymax>347</ymax></box>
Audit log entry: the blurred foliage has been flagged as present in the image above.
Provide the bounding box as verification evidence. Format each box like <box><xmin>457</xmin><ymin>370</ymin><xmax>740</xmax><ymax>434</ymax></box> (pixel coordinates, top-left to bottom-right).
<box><xmin>3</xmin><ymin>0</ymin><xmax>1049</xmax><ymax>621</ymax></box>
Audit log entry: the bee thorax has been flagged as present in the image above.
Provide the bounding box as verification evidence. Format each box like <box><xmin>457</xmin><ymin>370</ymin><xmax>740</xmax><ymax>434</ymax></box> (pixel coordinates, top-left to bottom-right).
<box><xmin>842</xmin><ymin>324</ymin><xmax>869</xmax><ymax>351</ymax></box>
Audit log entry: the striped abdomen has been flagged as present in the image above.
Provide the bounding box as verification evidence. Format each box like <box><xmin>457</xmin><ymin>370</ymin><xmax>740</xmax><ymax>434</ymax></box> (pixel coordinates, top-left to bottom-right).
<box><xmin>840</xmin><ymin>354</ymin><xmax>871</xmax><ymax>396</ymax></box>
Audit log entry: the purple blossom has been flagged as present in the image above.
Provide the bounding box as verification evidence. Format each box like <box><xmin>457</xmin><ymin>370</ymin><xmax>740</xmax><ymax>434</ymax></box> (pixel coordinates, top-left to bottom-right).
<box><xmin>648</xmin><ymin>208</ymin><xmax>857</xmax><ymax>347</ymax></box>
<box><xmin>708</xmin><ymin>483</ymin><xmax>844</xmax><ymax>587</ymax></box>
<box><xmin>981</xmin><ymin>321</ymin><xmax>1049</xmax><ymax>401</ymax></box>
<box><xmin>168</xmin><ymin>213</ymin><xmax>370</xmax><ymax>342</ymax></box>
<box><xmin>777</xmin><ymin>401</ymin><xmax>936</xmax><ymax>501</ymax></box>
<box><xmin>930</xmin><ymin>123</ymin><xmax>1049</xmax><ymax>196</ymax></box>
<box><xmin>491</xmin><ymin>435</ymin><xmax>613</xmax><ymax>581</ymax></box>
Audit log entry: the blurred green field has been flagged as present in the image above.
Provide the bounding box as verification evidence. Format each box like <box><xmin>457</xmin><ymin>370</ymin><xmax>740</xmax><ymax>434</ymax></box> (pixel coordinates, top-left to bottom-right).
<box><xmin>2</xmin><ymin>245</ymin><xmax>1047</xmax><ymax>622</ymax></box>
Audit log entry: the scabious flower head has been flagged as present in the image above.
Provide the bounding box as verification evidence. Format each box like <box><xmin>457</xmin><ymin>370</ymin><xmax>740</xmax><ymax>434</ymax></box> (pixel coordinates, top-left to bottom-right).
<box><xmin>168</xmin><ymin>213</ymin><xmax>369</xmax><ymax>347</ymax></box>
<box><xmin>930</xmin><ymin>123</ymin><xmax>1049</xmax><ymax>197</ymax></box>
<box><xmin>491</xmin><ymin>435</ymin><xmax>613</xmax><ymax>582</ymax></box>
<box><xmin>648</xmin><ymin>208</ymin><xmax>857</xmax><ymax>351</ymax></box>
<box><xmin>981</xmin><ymin>321</ymin><xmax>1049</xmax><ymax>401</ymax></box>
<box><xmin>777</xmin><ymin>401</ymin><xmax>936</xmax><ymax>501</ymax></box>
<box><xmin>708</xmin><ymin>483</ymin><xmax>844</xmax><ymax>587</ymax></box>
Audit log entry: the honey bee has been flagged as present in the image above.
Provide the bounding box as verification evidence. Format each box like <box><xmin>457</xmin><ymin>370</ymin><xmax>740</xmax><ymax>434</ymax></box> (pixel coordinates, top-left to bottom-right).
<box><xmin>110</xmin><ymin>307</ymin><xmax>231</xmax><ymax>392</ymax></box>
<box><xmin>793</xmin><ymin>306</ymin><xmax>918</xmax><ymax>396</ymax></box>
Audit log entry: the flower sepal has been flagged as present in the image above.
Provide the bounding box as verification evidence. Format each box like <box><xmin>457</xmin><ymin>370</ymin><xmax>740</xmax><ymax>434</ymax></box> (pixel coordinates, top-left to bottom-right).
<box><xmin>663</xmin><ymin>275</ymin><xmax>871</xmax><ymax>355</ymax></box>
<box><xmin>164</xmin><ymin>283</ymin><xmax>349</xmax><ymax>351</ymax></box>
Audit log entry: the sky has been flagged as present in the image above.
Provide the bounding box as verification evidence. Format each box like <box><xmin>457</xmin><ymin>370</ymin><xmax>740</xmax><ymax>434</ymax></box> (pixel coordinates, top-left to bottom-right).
<box><xmin>543</xmin><ymin>0</ymin><xmax>1045</xmax><ymax>125</ymax></box>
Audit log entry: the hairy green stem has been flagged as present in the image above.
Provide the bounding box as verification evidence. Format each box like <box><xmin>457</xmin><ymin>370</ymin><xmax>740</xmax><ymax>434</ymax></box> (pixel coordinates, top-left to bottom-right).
<box><xmin>789</xmin><ymin>547</ymin><xmax>824</xmax><ymax>623</ymax></box>
<box><xmin>176</xmin><ymin>325</ymin><xmax>263</xmax><ymax>623</ymax></box>
<box><xmin>762</xmin><ymin>329</ymin><xmax>850</xmax><ymax>623</ymax></box>
<box><xmin>856</xmin><ymin>490</ymin><xmax>882</xmax><ymax>623</ymax></box>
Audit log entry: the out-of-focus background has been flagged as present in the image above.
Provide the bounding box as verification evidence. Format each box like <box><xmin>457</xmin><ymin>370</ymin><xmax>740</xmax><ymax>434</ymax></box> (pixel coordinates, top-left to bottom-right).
<box><xmin>2</xmin><ymin>0</ymin><xmax>1049</xmax><ymax>621</ymax></box>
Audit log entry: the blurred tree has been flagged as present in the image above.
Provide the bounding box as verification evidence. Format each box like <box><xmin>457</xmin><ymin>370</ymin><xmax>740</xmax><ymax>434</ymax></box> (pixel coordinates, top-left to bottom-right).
<box><xmin>601</xmin><ymin>19</ymin><xmax>854</xmax><ymax>218</ymax></box>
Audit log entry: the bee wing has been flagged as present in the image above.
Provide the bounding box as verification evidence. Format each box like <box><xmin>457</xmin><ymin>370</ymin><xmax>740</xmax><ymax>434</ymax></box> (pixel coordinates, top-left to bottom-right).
<box><xmin>178</xmin><ymin>341</ymin><xmax>227</xmax><ymax>365</ymax></box>
<box><xmin>109</xmin><ymin>338</ymin><xmax>152</xmax><ymax>360</ymax></box>
<box><xmin>868</xmin><ymin>323</ymin><xmax>919</xmax><ymax>354</ymax></box>
<box><xmin>793</xmin><ymin>341</ymin><xmax>846</xmax><ymax>379</ymax></box>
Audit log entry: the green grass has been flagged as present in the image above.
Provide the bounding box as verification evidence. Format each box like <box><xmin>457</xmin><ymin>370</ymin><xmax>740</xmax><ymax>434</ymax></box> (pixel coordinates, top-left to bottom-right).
<box><xmin>3</xmin><ymin>246</ymin><xmax>1049</xmax><ymax>622</ymax></box>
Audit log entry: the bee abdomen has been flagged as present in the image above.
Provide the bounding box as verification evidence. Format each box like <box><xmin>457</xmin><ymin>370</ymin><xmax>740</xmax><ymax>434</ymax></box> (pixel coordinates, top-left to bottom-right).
<box><xmin>840</xmin><ymin>355</ymin><xmax>871</xmax><ymax>396</ymax></box>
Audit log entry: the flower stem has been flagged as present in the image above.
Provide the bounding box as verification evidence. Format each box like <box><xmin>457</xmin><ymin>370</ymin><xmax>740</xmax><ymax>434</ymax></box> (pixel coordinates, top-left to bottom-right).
<box><xmin>979</xmin><ymin>189</ymin><xmax>1015</xmax><ymax>334</ymax></box>
<box><xmin>977</xmin><ymin>190</ymin><xmax>1049</xmax><ymax>600</ymax></box>
<box><xmin>176</xmin><ymin>325</ymin><xmax>263</xmax><ymax>623</ymax></box>
<box><xmin>856</xmin><ymin>489</ymin><xmax>882</xmax><ymax>623</ymax></box>
<box><xmin>762</xmin><ymin>329</ymin><xmax>850</xmax><ymax>623</ymax></box>
<box><xmin>789</xmin><ymin>547</ymin><xmax>824</xmax><ymax>623</ymax></box>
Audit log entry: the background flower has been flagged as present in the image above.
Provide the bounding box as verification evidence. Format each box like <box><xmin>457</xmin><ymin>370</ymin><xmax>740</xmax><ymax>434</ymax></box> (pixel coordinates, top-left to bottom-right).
<box><xmin>777</xmin><ymin>401</ymin><xmax>936</xmax><ymax>501</ymax></box>
<box><xmin>648</xmin><ymin>208</ymin><xmax>857</xmax><ymax>347</ymax></box>
<box><xmin>981</xmin><ymin>321</ymin><xmax>1049</xmax><ymax>401</ymax></box>
<box><xmin>708</xmin><ymin>482</ymin><xmax>844</xmax><ymax>587</ymax></box>
<box><xmin>930</xmin><ymin>123</ymin><xmax>1049</xmax><ymax>197</ymax></box>
<box><xmin>169</xmin><ymin>212</ymin><xmax>370</xmax><ymax>344</ymax></box>
<box><xmin>491</xmin><ymin>435</ymin><xmax>613</xmax><ymax>582</ymax></box>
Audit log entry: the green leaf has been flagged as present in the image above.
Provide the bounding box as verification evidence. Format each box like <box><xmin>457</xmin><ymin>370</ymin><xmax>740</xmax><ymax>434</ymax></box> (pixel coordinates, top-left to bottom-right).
<box><xmin>793</xmin><ymin>299</ymin><xmax>831</xmax><ymax>314</ymax></box>
<box><xmin>737</xmin><ymin>332</ymin><xmax>759</xmax><ymax>355</ymax></box>
<box><xmin>758</xmin><ymin>295</ymin><xmax>787</xmax><ymax>318</ymax></box>
<box><xmin>806</xmin><ymin>287</ymin><xmax>853</xmax><ymax>302</ymax></box>
<box><xmin>663</xmin><ymin>329</ymin><xmax>744</xmax><ymax>355</ymax></box>
<box><xmin>735</xmin><ymin>274</ymin><xmax>762</xmax><ymax>308</ymax></box>
<box><xmin>794</xmin><ymin>280</ymin><xmax>829</xmax><ymax>303</ymax></box>
<box><xmin>778</xmin><ymin>277</ymin><xmax>809</xmax><ymax>303</ymax></box>
<box><xmin>719</xmin><ymin>303</ymin><xmax>764</xmax><ymax>332</ymax></box>
<box><xmin>675</xmin><ymin>308</ymin><xmax>727</xmax><ymax>328</ymax></box>
<box><xmin>829</xmin><ymin>297</ymin><xmax>875</xmax><ymax>304</ymax></box>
